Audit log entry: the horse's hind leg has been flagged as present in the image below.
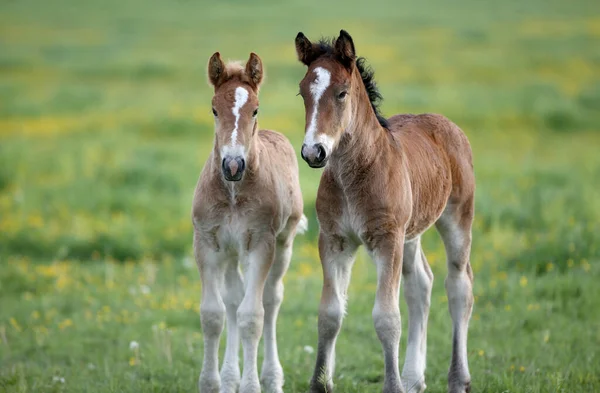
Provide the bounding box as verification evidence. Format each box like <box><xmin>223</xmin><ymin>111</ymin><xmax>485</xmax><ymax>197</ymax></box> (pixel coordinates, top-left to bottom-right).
<box><xmin>401</xmin><ymin>236</ymin><xmax>433</xmax><ymax>393</ymax></box>
<box><xmin>195</xmin><ymin>233</ymin><xmax>226</xmax><ymax>393</ymax></box>
<box><xmin>260</xmin><ymin>232</ymin><xmax>294</xmax><ymax>393</ymax></box>
<box><xmin>436</xmin><ymin>198</ymin><xmax>474</xmax><ymax>393</ymax></box>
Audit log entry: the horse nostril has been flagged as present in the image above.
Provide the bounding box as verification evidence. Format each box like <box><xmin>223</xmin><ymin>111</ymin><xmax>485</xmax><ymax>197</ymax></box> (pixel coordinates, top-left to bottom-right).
<box><xmin>301</xmin><ymin>144</ymin><xmax>308</xmax><ymax>162</ymax></box>
<box><xmin>222</xmin><ymin>156</ymin><xmax>245</xmax><ymax>180</ymax></box>
<box><xmin>316</xmin><ymin>144</ymin><xmax>326</xmax><ymax>162</ymax></box>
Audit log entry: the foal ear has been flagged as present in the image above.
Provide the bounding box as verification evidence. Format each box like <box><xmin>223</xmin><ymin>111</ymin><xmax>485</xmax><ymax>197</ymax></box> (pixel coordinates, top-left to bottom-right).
<box><xmin>245</xmin><ymin>52</ymin><xmax>263</xmax><ymax>88</ymax></box>
<box><xmin>334</xmin><ymin>30</ymin><xmax>356</xmax><ymax>70</ymax></box>
<box><xmin>208</xmin><ymin>52</ymin><xmax>225</xmax><ymax>87</ymax></box>
<box><xmin>295</xmin><ymin>32</ymin><xmax>315</xmax><ymax>66</ymax></box>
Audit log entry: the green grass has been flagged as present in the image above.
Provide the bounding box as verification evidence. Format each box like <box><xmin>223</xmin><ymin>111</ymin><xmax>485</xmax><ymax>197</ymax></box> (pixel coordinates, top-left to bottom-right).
<box><xmin>1</xmin><ymin>0</ymin><xmax>600</xmax><ymax>392</ymax></box>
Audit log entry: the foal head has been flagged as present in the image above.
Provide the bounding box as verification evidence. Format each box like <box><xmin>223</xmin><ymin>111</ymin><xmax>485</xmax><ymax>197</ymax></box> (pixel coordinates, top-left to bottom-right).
<box><xmin>208</xmin><ymin>52</ymin><xmax>263</xmax><ymax>181</ymax></box>
<box><xmin>295</xmin><ymin>30</ymin><xmax>387</xmax><ymax>168</ymax></box>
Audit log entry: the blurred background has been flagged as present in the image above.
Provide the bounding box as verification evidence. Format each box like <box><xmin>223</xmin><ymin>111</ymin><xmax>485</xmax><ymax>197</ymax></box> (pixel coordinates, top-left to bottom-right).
<box><xmin>1</xmin><ymin>0</ymin><xmax>599</xmax><ymax>391</ymax></box>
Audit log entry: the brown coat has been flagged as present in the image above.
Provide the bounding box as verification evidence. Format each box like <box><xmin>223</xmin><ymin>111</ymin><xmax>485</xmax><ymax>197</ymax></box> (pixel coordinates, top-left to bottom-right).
<box><xmin>296</xmin><ymin>30</ymin><xmax>475</xmax><ymax>393</ymax></box>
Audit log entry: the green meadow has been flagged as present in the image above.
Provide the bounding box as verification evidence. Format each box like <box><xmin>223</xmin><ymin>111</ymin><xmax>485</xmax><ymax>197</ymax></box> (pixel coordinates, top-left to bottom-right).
<box><xmin>1</xmin><ymin>0</ymin><xmax>599</xmax><ymax>391</ymax></box>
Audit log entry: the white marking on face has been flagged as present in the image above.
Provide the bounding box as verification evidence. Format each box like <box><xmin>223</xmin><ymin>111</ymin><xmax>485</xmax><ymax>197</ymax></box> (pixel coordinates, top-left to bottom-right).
<box><xmin>220</xmin><ymin>86</ymin><xmax>249</xmax><ymax>159</ymax></box>
<box><xmin>231</xmin><ymin>86</ymin><xmax>249</xmax><ymax>147</ymax></box>
<box><xmin>304</xmin><ymin>67</ymin><xmax>331</xmax><ymax>149</ymax></box>
<box><xmin>220</xmin><ymin>144</ymin><xmax>245</xmax><ymax>159</ymax></box>
<box><xmin>318</xmin><ymin>134</ymin><xmax>335</xmax><ymax>154</ymax></box>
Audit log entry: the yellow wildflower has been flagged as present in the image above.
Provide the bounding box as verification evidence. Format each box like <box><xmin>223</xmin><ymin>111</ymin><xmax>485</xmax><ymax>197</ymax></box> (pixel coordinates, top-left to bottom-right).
<box><xmin>58</xmin><ymin>319</ymin><xmax>73</xmax><ymax>330</ymax></box>
<box><xmin>27</xmin><ymin>213</ymin><xmax>44</xmax><ymax>228</ymax></box>
<box><xmin>543</xmin><ymin>331</ymin><xmax>550</xmax><ymax>343</ymax></box>
<box><xmin>184</xmin><ymin>299</ymin><xmax>194</xmax><ymax>310</ymax></box>
<box><xmin>519</xmin><ymin>276</ymin><xmax>528</xmax><ymax>287</ymax></box>
<box><xmin>9</xmin><ymin>317</ymin><xmax>22</xmax><ymax>332</ymax></box>
<box><xmin>582</xmin><ymin>259</ymin><xmax>590</xmax><ymax>272</ymax></box>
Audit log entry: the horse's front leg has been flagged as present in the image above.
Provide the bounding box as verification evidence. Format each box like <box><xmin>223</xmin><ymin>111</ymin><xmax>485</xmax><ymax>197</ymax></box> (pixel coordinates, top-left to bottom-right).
<box><xmin>310</xmin><ymin>232</ymin><xmax>358</xmax><ymax>393</ymax></box>
<box><xmin>194</xmin><ymin>232</ymin><xmax>226</xmax><ymax>393</ymax></box>
<box><xmin>365</xmin><ymin>230</ymin><xmax>406</xmax><ymax>393</ymax></box>
<box><xmin>238</xmin><ymin>236</ymin><xmax>276</xmax><ymax>393</ymax></box>
<box><xmin>220</xmin><ymin>263</ymin><xmax>244</xmax><ymax>393</ymax></box>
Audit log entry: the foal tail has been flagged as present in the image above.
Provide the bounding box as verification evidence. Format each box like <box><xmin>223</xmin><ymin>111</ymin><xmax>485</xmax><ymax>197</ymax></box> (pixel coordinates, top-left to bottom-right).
<box><xmin>296</xmin><ymin>214</ymin><xmax>309</xmax><ymax>235</ymax></box>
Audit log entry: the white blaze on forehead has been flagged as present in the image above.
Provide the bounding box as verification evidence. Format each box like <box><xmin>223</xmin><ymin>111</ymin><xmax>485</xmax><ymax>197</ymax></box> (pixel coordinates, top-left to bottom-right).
<box><xmin>304</xmin><ymin>67</ymin><xmax>332</xmax><ymax>149</ymax></box>
<box><xmin>230</xmin><ymin>86</ymin><xmax>249</xmax><ymax>147</ymax></box>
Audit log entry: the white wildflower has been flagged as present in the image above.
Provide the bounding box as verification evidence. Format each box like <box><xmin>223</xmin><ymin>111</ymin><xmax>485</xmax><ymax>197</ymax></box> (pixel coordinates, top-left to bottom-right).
<box><xmin>129</xmin><ymin>340</ymin><xmax>139</xmax><ymax>350</ymax></box>
<box><xmin>303</xmin><ymin>345</ymin><xmax>314</xmax><ymax>354</ymax></box>
<box><xmin>182</xmin><ymin>256</ymin><xmax>194</xmax><ymax>269</ymax></box>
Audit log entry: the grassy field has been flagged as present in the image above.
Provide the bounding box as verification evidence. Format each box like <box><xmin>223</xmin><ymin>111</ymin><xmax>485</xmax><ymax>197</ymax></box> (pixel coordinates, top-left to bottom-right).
<box><xmin>1</xmin><ymin>0</ymin><xmax>600</xmax><ymax>392</ymax></box>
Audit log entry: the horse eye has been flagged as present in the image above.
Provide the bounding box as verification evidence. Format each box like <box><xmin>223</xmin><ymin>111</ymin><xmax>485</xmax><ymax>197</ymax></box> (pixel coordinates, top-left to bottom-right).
<box><xmin>338</xmin><ymin>91</ymin><xmax>348</xmax><ymax>100</ymax></box>
<box><xmin>253</xmin><ymin>108</ymin><xmax>259</xmax><ymax>117</ymax></box>
<box><xmin>212</xmin><ymin>108</ymin><xmax>218</xmax><ymax>117</ymax></box>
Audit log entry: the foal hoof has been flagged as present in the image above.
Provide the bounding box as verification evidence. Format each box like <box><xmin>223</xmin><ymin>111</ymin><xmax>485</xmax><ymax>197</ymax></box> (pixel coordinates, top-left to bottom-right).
<box><xmin>448</xmin><ymin>380</ymin><xmax>471</xmax><ymax>393</ymax></box>
<box><xmin>239</xmin><ymin>378</ymin><xmax>261</xmax><ymax>393</ymax></box>
<box><xmin>383</xmin><ymin>380</ymin><xmax>406</xmax><ymax>393</ymax></box>
<box><xmin>403</xmin><ymin>379</ymin><xmax>426</xmax><ymax>393</ymax></box>
<box><xmin>260</xmin><ymin>365</ymin><xmax>284</xmax><ymax>393</ymax></box>
<box><xmin>220</xmin><ymin>366</ymin><xmax>240</xmax><ymax>393</ymax></box>
<box><xmin>198</xmin><ymin>375</ymin><xmax>220</xmax><ymax>393</ymax></box>
<box><xmin>220</xmin><ymin>379</ymin><xmax>240</xmax><ymax>393</ymax></box>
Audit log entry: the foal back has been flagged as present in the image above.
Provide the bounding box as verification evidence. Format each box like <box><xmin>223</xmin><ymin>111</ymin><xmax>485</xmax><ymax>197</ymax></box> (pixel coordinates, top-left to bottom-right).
<box><xmin>388</xmin><ymin>113</ymin><xmax>474</xmax><ymax>239</ymax></box>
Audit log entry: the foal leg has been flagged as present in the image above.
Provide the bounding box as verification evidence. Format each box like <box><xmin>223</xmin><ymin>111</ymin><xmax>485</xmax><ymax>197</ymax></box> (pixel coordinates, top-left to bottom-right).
<box><xmin>401</xmin><ymin>237</ymin><xmax>433</xmax><ymax>393</ymax></box>
<box><xmin>238</xmin><ymin>239</ymin><xmax>276</xmax><ymax>393</ymax></box>
<box><xmin>195</xmin><ymin>234</ymin><xmax>226</xmax><ymax>393</ymax></box>
<box><xmin>436</xmin><ymin>202</ymin><xmax>474</xmax><ymax>393</ymax></box>
<box><xmin>309</xmin><ymin>233</ymin><xmax>358</xmax><ymax>393</ymax></box>
<box><xmin>260</xmin><ymin>234</ymin><xmax>294</xmax><ymax>393</ymax></box>
<box><xmin>368</xmin><ymin>233</ymin><xmax>405</xmax><ymax>393</ymax></box>
<box><xmin>220</xmin><ymin>262</ymin><xmax>244</xmax><ymax>393</ymax></box>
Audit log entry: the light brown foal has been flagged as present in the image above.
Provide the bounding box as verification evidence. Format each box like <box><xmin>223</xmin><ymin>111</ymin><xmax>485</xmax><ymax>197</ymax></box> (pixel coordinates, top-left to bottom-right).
<box><xmin>295</xmin><ymin>31</ymin><xmax>475</xmax><ymax>393</ymax></box>
<box><xmin>192</xmin><ymin>52</ymin><xmax>306</xmax><ymax>393</ymax></box>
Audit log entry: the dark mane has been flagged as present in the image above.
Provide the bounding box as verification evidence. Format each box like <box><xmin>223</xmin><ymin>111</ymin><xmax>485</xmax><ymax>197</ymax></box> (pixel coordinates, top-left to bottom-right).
<box><xmin>355</xmin><ymin>57</ymin><xmax>389</xmax><ymax>129</ymax></box>
<box><xmin>315</xmin><ymin>38</ymin><xmax>389</xmax><ymax>129</ymax></box>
